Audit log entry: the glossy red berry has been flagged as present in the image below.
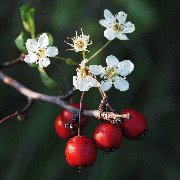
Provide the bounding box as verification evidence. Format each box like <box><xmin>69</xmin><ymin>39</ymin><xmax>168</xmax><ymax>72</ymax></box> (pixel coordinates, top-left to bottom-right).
<box><xmin>61</xmin><ymin>103</ymin><xmax>88</xmax><ymax>128</ymax></box>
<box><xmin>120</xmin><ymin>109</ymin><xmax>148</xmax><ymax>139</ymax></box>
<box><xmin>55</xmin><ymin>115</ymin><xmax>76</xmax><ymax>139</ymax></box>
<box><xmin>65</xmin><ymin>136</ymin><xmax>97</xmax><ymax>167</ymax></box>
<box><xmin>94</xmin><ymin>123</ymin><xmax>123</xmax><ymax>151</ymax></box>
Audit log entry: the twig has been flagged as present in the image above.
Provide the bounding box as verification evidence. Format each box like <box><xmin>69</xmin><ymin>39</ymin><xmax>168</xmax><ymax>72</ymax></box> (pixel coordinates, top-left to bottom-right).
<box><xmin>0</xmin><ymin>70</ymin><xmax>130</xmax><ymax>123</ymax></box>
<box><xmin>0</xmin><ymin>98</ymin><xmax>33</xmax><ymax>124</ymax></box>
<box><xmin>0</xmin><ymin>54</ymin><xmax>25</xmax><ymax>68</ymax></box>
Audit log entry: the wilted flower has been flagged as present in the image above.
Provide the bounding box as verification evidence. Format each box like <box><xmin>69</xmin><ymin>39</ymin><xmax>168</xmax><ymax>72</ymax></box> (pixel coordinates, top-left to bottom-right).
<box><xmin>99</xmin><ymin>9</ymin><xmax>135</xmax><ymax>40</ymax></box>
<box><xmin>65</xmin><ymin>29</ymin><xmax>92</xmax><ymax>52</ymax></box>
<box><xmin>24</xmin><ymin>33</ymin><xmax>58</xmax><ymax>68</ymax></box>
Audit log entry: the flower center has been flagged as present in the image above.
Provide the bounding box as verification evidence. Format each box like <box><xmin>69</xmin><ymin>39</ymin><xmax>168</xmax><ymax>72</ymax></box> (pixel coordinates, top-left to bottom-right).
<box><xmin>112</xmin><ymin>23</ymin><xmax>122</xmax><ymax>32</ymax></box>
<box><xmin>74</xmin><ymin>39</ymin><xmax>85</xmax><ymax>49</ymax></box>
<box><xmin>36</xmin><ymin>48</ymin><xmax>46</xmax><ymax>59</ymax></box>
<box><xmin>105</xmin><ymin>67</ymin><xmax>117</xmax><ymax>78</ymax></box>
<box><xmin>77</xmin><ymin>66</ymin><xmax>91</xmax><ymax>79</ymax></box>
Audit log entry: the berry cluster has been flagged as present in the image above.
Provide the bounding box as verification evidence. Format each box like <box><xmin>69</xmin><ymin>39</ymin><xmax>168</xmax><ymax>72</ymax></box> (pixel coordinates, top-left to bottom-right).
<box><xmin>55</xmin><ymin>105</ymin><xmax>148</xmax><ymax>169</ymax></box>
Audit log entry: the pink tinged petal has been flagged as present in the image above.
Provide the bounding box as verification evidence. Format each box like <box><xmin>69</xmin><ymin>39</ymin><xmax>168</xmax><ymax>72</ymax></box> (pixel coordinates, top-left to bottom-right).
<box><xmin>116</xmin><ymin>11</ymin><xmax>127</xmax><ymax>24</ymax></box>
<box><xmin>104</xmin><ymin>9</ymin><xmax>114</xmax><ymax>20</ymax></box>
<box><xmin>38</xmin><ymin>33</ymin><xmax>49</xmax><ymax>48</ymax></box>
<box><xmin>86</xmin><ymin>76</ymin><xmax>98</xmax><ymax>87</ymax></box>
<box><xmin>104</xmin><ymin>28</ymin><xmax>116</xmax><ymax>40</ymax></box>
<box><xmin>26</xmin><ymin>39</ymin><xmax>38</xmax><ymax>53</ymax></box>
<box><xmin>116</xmin><ymin>33</ymin><xmax>129</xmax><ymax>40</ymax></box>
<box><xmin>24</xmin><ymin>53</ymin><xmax>38</xmax><ymax>64</ymax></box>
<box><xmin>89</xmin><ymin>65</ymin><xmax>103</xmax><ymax>75</ymax></box>
<box><xmin>46</xmin><ymin>46</ymin><xmax>59</xmax><ymax>57</ymax></box>
<box><xmin>38</xmin><ymin>58</ymin><xmax>50</xmax><ymax>68</ymax></box>
<box><xmin>114</xmin><ymin>79</ymin><xmax>129</xmax><ymax>91</ymax></box>
<box><xmin>118</xmin><ymin>60</ymin><xmax>134</xmax><ymax>76</ymax></box>
<box><xmin>101</xmin><ymin>80</ymin><xmax>112</xmax><ymax>91</ymax></box>
<box><xmin>122</xmin><ymin>22</ymin><xmax>135</xmax><ymax>33</ymax></box>
<box><xmin>99</xmin><ymin>19</ymin><xmax>111</xmax><ymax>28</ymax></box>
<box><xmin>106</xmin><ymin>55</ymin><xmax>119</xmax><ymax>67</ymax></box>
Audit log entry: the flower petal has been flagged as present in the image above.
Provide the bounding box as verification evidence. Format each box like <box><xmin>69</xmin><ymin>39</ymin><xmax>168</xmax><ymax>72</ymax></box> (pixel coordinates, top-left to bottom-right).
<box><xmin>73</xmin><ymin>76</ymin><xmax>90</xmax><ymax>91</ymax></box>
<box><xmin>104</xmin><ymin>9</ymin><xmax>114</xmax><ymax>20</ymax></box>
<box><xmin>99</xmin><ymin>19</ymin><xmax>110</xmax><ymax>28</ymax></box>
<box><xmin>114</xmin><ymin>78</ymin><xmax>129</xmax><ymax>91</ymax></box>
<box><xmin>116</xmin><ymin>11</ymin><xmax>127</xmax><ymax>24</ymax></box>
<box><xmin>116</xmin><ymin>33</ymin><xmax>129</xmax><ymax>40</ymax></box>
<box><xmin>89</xmin><ymin>65</ymin><xmax>103</xmax><ymax>75</ymax></box>
<box><xmin>26</xmin><ymin>39</ymin><xmax>38</xmax><ymax>53</ymax></box>
<box><xmin>86</xmin><ymin>76</ymin><xmax>98</xmax><ymax>87</ymax></box>
<box><xmin>106</xmin><ymin>55</ymin><xmax>119</xmax><ymax>67</ymax></box>
<box><xmin>101</xmin><ymin>80</ymin><xmax>112</xmax><ymax>91</ymax></box>
<box><xmin>24</xmin><ymin>53</ymin><xmax>38</xmax><ymax>64</ymax></box>
<box><xmin>38</xmin><ymin>33</ymin><xmax>49</xmax><ymax>48</ymax></box>
<box><xmin>122</xmin><ymin>22</ymin><xmax>135</xmax><ymax>33</ymax></box>
<box><xmin>46</xmin><ymin>46</ymin><xmax>59</xmax><ymax>57</ymax></box>
<box><xmin>104</xmin><ymin>28</ymin><xmax>116</xmax><ymax>40</ymax></box>
<box><xmin>117</xmin><ymin>60</ymin><xmax>134</xmax><ymax>76</ymax></box>
<box><xmin>38</xmin><ymin>58</ymin><xmax>50</xmax><ymax>68</ymax></box>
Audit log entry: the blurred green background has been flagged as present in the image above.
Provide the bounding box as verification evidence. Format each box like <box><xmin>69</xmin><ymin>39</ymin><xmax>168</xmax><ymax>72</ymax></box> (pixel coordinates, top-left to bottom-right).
<box><xmin>0</xmin><ymin>0</ymin><xmax>179</xmax><ymax>180</ymax></box>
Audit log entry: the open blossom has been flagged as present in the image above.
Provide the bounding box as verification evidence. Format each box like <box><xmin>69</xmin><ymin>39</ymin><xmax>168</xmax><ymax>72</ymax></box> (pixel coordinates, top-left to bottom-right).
<box><xmin>24</xmin><ymin>33</ymin><xmax>58</xmax><ymax>68</ymax></box>
<box><xmin>73</xmin><ymin>60</ymin><xmax>100</xmax><ymax>91</ymax></box>
<box><xmin>65</xmin><ymin>29</ymin><xmax>92</xmax><ymax>52</ymax></box>
<box><xmin>90</xmin><ymin>55</ymin><xmax>134</xmax><ymax>91</ymax></box>
<box><xmin>99</xmin><ymin>9</ymin><xmax>135</xmax><ymax>40</ymax></box>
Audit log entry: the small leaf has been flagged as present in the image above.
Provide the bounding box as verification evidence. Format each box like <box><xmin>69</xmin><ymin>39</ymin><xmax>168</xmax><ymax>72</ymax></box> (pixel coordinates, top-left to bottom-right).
<box><xmin>36</xmin><ymin>32</ymin><xmax>54</xmax><ymax>45</ymax></box>
<box><xmin>15</xmin><ymin>32</ymin><xmax>28</xmax><ymax>53</ymax></box>
<box><xmin>66</xmin><ymin>59</ymin><xmax>78</xmax><ymax>65</ymax></box>
<box><xmin>20</xmin><ymin>5</ymin><xmax>35</xmax><ymax>37</ymax></box>
<box><xmin>38</xmin><ymin>67</ymin><xmax>58</xmax><ymax>89</ymax></box>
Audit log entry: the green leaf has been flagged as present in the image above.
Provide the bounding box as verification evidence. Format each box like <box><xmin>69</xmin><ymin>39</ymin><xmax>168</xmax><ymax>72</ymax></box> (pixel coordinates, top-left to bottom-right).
<box><xmin>15</xmin><ymin>32</ymin><xmax>28</xmax><ymax>53</ymax></box>
<box><xmin>65</xmin><ymin>59</ymin><xmax>78</xmax><ymax>65</ymax></box>
<box><xmin>36</xmin><ymin>32</ymin><xmax>54</xmax><ymax>45</ymax></box>
<box><xmin>20</xmin><ymin>5</ymin><xmax>35</xmax><ymax>37</ymax></box>
<box><xmin>38</xmin><ymin>67</ymin><xmax>58</xmax><ymax>89</ymax></box>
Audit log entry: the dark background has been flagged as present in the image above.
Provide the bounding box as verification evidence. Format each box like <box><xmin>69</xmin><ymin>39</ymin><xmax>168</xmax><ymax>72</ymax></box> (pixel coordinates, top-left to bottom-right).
<box><xmin>0</xmin><ymin>0</ymin><xmax>179</xmax><ymax>180</ymax></box>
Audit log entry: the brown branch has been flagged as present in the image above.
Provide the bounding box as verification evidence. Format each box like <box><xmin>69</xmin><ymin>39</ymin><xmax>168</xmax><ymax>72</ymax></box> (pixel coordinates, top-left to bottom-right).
<box><xmin>0</xmin><ymin>98</ymin><xmax>33</xmax><ymax>124</ymax></box>
<box><xmin>0</xmin><ymin>54</ymin><xmax>25</xmax><ymax>68</ymax></box>
<box><xmin>0</xmin><ymin>70</ymin><xmax>130</xmax><ymax>123</ymax></box>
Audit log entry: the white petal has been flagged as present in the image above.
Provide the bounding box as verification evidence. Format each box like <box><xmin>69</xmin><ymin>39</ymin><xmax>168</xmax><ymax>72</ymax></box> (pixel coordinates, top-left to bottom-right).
<box><xmin>101</xmin><ymin>80</ymin><xmax>112</xmax><ymax>91</ymax></box>
<box><xmin>122</xmin><ymin>22</ymin><xmax>135</xmax><ymax>33</ymax></box>
<box><xmin>114</xmin><ymin>78</ymin><xmax>129</xmax><ymax>91</ymax></box>
<box><xmin>46</xmin><ymin>46</ymin><xmax>59</xmax><ymax>57</ymax></box>
<box><xmin>106</xmin><ymin>55</ymin><xmax>119</xmax><ymax>67</ymax></box>
<box><xmin>99</xmin><ymin>19</ymin><xmax>111</xmax><ymax>28</ymax></box>
<box><xmin>89</xmin><ymin>65</ymin><xmax>103</xmax><ymax>75</ymax></box>
<box><xmin>73</xmin><ymin>76</ymin><xmax>90</xmax><ymax>91</ymax></box>
<box><xmin>38</xmin><ymin>58</ymin><xmax>50</xmax><ymax>68</ymax></box>
<box><xmin>80</xmin><ymin>59</ymin><xmax>89</xmax><ymax>67</ymax></box>
<box><xmin>116</xmin><ymin>11</ymin><xmax>127</xmax><ymax>24</ymax></box>
<box><xmin>26</xmin><ymin>39</ymin><xmax>38</xmax><ymax>53</ymax></box>
<box><xmin>104</xmin><ymin>28</ymin><xmax>116</xmax><ymax>40</ymax></box>
<box><xmin>116</xmin><ymin>33</ymin><xmax>129</xmax><ymax>40</ymax></box>
<box><xmin>38</xmin><ymin>33</ymin><xmax>49</xmax><ymax>48</ymax></box>
<box><xmin>24</xmin><ymin>53</ymin><xmax>38</xmax><ymax>64</ymax></box>
<box><xmin>82</xmin><ymin>35</ymin><xmax>89</xmax><ymax>42</ymax></box>
<box><xmin>104</xmin><ymin>9</ymin><xmax>113</xmax><ymax>20</ymax></box>
<box><xmin>86</xmin><ymin>76</ymin><xmax>98</xmax><ymax>87</ymax></box>
<box><xmin>117</xmin><ymin>60</ymin><xmax>134</xmax><ymax>76</ymax></box>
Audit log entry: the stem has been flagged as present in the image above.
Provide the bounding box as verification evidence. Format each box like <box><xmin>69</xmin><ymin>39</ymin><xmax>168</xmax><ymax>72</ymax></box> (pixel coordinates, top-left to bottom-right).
<box><xmin>78</xmin><ymin>91</ymin><xmax>85</xmax><ymax>136</ymax></box>
<box><xmin>54</xmin><ymin>56</ymin><xmax>78</xmax><ymax>65</ymax></box>
<box><xmin>88</xmin><ymin>40</ymin><xmax>112</xmax><ymax>62</ymax></box>
<box><xmin>82</xmin><ymin>51</ymin><xmax>86</xmax><ymax>60</ymax></box>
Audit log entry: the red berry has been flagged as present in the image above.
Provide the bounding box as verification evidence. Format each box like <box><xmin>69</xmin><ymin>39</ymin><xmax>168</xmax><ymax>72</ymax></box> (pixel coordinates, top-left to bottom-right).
<box><xmin>94</xmin><ymin>123</ymin><xmax>123</xmax><ymax>151</ymax></box>
<box><xmin>120</xmin><ymin>109</ymin><xmax>148</xmax><ymax>139</ymax></box>
<box><xmin>55</xmin><ymin>115</ymin><xmax>76</xmax><ymax>139</ymax></box>
<box><xmin>61</xmin><ymin>103</ymin><xmax>88</xmax><ymax>128</ymax></box>
<box><xmin>65</xmin><ymin>136</ymin><xmax>97</xmax><ymax>167</ymax></box>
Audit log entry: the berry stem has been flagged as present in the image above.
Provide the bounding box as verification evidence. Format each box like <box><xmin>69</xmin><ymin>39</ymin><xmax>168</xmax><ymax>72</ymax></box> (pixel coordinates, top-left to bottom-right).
<box><xmin>78</xmin><ymin>91</ymin><xmax>85</xmax><ymax>136</ymax></box>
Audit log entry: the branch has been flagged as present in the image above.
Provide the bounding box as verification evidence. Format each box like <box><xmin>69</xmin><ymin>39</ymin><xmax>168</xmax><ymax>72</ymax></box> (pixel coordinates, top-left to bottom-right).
<box><xmin>0</xmin><ymin>54</ymin><xmax>25</xmax><ymax>68</ymax></box>
<box><xmin>0</xmin><ymin>70</ymin><xmax>129</xmax><ymax>122</ymax></box>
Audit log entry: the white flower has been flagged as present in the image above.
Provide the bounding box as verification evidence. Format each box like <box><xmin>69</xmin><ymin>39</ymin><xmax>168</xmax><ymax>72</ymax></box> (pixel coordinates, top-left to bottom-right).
<box><xmin>24</xmin><ymin>33</ymin><xmax>59</xmax><ymax>68</ymax></box>
<box><xmin>90</xmin><ymin>55</ymin><xmax>134</xmax><ymax>91</ymax></box>
<box><xmin>73</xmin><ymin>60</ymin><xmax>100</xmax><ymax>91</ymax></box>
<box><xmin>99</xmin><ymin>9</ymin><xmax>135</xmax><ymax>40</ymax></box>
<box><xmin>65</xmin><ymin>29</ymin><xmax>92</xmax><ymax>52</ymax></box>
